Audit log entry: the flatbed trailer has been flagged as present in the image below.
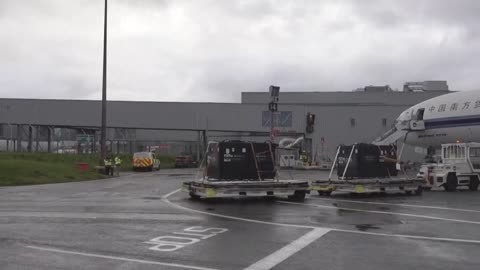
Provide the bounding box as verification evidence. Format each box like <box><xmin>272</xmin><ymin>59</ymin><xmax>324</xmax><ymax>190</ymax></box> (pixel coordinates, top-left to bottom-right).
<box><xmin>182</xmin><ymin>140</ymin><xmax>310</xmax><ymax>201</ymax></box>
<box><xmin>310</xmin><ymin>178</ymin><xmax>424</xmax><ymax>195</ymax></box>
<box><xmin>182</xmin><ymin>180</ymin><xmax>309</xmax><ymax>200</ymax></box>
<box><xmin>311</xmin><ymin>143</ymin><xmax>425</xmax><ymax>196</ymax></box>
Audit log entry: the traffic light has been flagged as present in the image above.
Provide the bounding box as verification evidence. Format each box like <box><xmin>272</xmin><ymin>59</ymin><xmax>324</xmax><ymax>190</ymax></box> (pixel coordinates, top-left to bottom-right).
<box><xmin>306</xmin><ymin>113</ymin><xmax>315</xmax><ymax>133</ymax></box>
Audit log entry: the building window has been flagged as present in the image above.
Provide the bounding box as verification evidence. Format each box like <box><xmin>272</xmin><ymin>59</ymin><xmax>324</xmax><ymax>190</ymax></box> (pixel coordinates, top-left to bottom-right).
<box><xmin>262</xmin><ymin>111</ymin><xmax>292</xmax><ymax>127</ymax></box>
<box><xmin>350</xmin><ymin>118</ymin><xmax>356</xmax><ymax>127</ymax></box>
<box><xmin>382</xmin><ymin>118</ymin><xmax>387</xmax><ymax>128</ymax></box>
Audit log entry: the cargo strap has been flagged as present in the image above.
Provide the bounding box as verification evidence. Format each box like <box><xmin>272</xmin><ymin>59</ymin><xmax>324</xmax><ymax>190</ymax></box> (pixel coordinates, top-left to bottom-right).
<box><xmin>250</xmin><ymin>142</ymin><xmax>263</xmax><ymax>181</ymax></box>
<box><xmin>342</xmin><ymin>144</ymin><xmax>356</xmax><ymax>182</ymax></box>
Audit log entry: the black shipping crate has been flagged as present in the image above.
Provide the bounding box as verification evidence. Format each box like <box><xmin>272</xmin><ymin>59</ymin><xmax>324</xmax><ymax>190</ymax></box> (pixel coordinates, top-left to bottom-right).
<box><xmin>336</xmin><ymin>145</ymin><xmax>359</xmax><ymax>178</ymax></box>
<box><xmin>206</xmin><ymin>141</ymin><xmax>276</xmax><ymax>180</ymax></box>
<box><xmin>337</xmin><ymin>143</ymin><xmax>397</xmax><ymax>178</ymax></box>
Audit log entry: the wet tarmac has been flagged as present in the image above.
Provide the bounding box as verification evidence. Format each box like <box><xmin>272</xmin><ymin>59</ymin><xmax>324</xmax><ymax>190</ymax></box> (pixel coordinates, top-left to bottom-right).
<box><xmin>1</xmin><ymin>169</ymin><xmax>479</xmax><ymax>270</ymax></box>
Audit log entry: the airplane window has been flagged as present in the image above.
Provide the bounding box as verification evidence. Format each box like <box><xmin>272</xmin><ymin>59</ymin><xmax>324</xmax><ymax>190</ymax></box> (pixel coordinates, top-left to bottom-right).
<box><xmin>450</xmin><ymin>103</ymin><xmax>458</xmax><ymax>111</ymax></box>
<box><xmin>475</xmin><ymin>101</ymin><xmax>480</xmax><ymax>109</ymax></box>
<box><xmin>428</xmin><ymin>106</ymin><xmax>435</xmax><ymax>112</ymax></box>
<box><xmin>462</xmin><ymin>102</ymin><xmax>471</xmax><ymax>110</ymax></box>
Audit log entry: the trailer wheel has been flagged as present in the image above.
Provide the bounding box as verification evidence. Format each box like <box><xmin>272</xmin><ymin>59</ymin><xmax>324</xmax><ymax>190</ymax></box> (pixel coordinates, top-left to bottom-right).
<box><xmin>317</xmin><ymin>191</ymin><xmax>332</xmax><ymax>196</ymax></box>
<box><xmin>444</xmin><ymin>173</ymin><xmax>457</xmax><ymax>192</ymax></box>
<box><xmin>189</xmin><ymin>192</ymin><xmax>201</xmax><ymax>200</ymax></box>
<box><xmin>289</xmin><ymin>191</ymin><xmax>306</xmax><ymax>201</ymax></box>
<box><xmin>469</xmin><ymin>176</ymin><xmax>479</xmax><ymax>191</ymax></box>
<box><xmin>414</xmin><ymin>186</ymin><xmax>423</xmax><ymax>196</ymax></box>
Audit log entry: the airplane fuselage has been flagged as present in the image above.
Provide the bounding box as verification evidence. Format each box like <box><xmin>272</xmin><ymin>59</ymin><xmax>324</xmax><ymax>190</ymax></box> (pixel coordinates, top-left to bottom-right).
<box><xmin>395</xmin><ymin>90</ymin><xmax>480</xmax><ymax>147</ymax></box>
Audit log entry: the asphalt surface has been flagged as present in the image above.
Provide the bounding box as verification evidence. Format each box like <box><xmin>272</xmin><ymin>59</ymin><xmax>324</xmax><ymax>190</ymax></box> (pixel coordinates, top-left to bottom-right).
<box><xmin>1</xmin><ymin>169</ymin><xmax>480</xmax><ymax>270</ymax></box>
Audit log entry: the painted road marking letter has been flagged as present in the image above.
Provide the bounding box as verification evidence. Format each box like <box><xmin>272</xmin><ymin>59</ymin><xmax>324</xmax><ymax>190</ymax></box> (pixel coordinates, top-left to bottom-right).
<box><xmin>146</xmin><ymin>226</ymin><xmax>228</xmax><ymax>252</ymax></box>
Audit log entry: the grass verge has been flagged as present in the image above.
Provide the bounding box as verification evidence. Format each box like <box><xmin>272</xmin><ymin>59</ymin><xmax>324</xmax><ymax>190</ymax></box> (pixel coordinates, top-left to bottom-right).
<box><xmin>0</xmin><ymin>152</ymin><xmax>176</xmax><ymax>186</ymax></box>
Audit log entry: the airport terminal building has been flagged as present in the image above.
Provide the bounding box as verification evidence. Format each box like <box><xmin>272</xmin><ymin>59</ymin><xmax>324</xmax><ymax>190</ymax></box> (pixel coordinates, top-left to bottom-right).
<box><xmin>0</xmin><ymin>81</ymin><xmax>450</xmax><ymax>160</ymax></box>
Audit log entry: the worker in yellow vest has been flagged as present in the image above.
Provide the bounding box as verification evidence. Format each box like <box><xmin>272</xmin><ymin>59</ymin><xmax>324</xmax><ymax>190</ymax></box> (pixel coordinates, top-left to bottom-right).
<box><xmin>104</xmin><ymin>154</ymin><xmax>113</xmax><ymax>176</ymax></box>
<box><xmin>299</xmin><ymin>151</ymin><xmax>308</xmax><ymax>163</ymax></box>
<box><xmin>114</xmin><ymin>156</ymin><xmax>122</xmax><ymax>176</ymax></box>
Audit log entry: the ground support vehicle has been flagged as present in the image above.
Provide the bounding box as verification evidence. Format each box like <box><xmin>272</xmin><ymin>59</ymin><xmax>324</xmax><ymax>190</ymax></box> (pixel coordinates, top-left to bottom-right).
<box><xmin>418</xmin><ymin>143</ymin><xmax>480</xmax><ymax>191</ymax></box>
<box><xmin>182</xmin><ymin>141</ymin><xmax>310</xmax><ymax>201</ymax></box>
<box><xmin>311</xmin><ymin>143</ymin><xmax>424</xmax><ymax>196</ymax></box>
<box><xmin>133</xmin><ymin>152</ymin><xmax>160</xmax><ymax>171</ymax></box>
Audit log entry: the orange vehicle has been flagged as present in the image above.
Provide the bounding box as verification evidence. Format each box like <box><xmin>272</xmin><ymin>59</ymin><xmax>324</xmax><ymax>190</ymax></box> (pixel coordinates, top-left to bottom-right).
<box><xmin>132</xmin><ymin>152</ymin><xmax>160</xmax><ymax>171</ymax></box>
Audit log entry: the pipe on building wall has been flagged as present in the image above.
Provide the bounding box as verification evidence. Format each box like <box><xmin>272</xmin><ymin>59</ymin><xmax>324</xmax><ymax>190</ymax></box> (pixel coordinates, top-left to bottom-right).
<box><xmin>27</xmin><ymin>125</ymin><xmax>33</xmax><ymax>152</ymax></box>
<box><xmin>16</xmin><ymin>125</ymin><xmax>22</xmax><ymax>152</ymax></box>
<box><xmin>47</xmin><ymin>127</ymin><xmax>52</xmax><ymax>153</ymax></box>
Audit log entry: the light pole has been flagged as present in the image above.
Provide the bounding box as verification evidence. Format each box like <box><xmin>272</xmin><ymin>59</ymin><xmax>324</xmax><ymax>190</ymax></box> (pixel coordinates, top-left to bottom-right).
<box><xmin>100</xmin><ymin>0</ymin><xmax>108</xmax><ymax>161</ymax></box>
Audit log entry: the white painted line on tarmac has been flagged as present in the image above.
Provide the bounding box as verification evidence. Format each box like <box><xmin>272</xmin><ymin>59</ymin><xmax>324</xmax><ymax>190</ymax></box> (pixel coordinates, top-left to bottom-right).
<box><xmin>163</xmin><ymin>197</ymin><xmax>316</xmax><ymax>229</ymax></box>
<box><xmin>162</xmin><ymin>188</ymin><xmax>182</xmax><ymax>199</ymax></box>
<box><xmin>312</xmin><ymin>197</ymin><xmax>480</xmax><ymax>213</ymax></box>
<box><xmin>244</xmin><ymin>228</ymin><xmax>330</xmax><ymax>270</ymax></box>
<box><xmin>162</xmin><ymin>188</ymin><xmax>316</xmax><ymax>229</ymax></box>
<box><xmin>163</xmin><ymin>188</ymin><xmax>480</xmax><ymax>244</ymax></box>
<box><xmin>279</xmin><ymin>201</ymin><xmax>480</xmax><ymax>225</ymax></box>
<box><xmin>25</xmin><ymin>245</ymin><xmax>218</xmax><ymax>270</ymax></box>
<box><xmin>334</xmin><ymin>229</ymin><xmax>480</xmax><ymax>244</ymax></box>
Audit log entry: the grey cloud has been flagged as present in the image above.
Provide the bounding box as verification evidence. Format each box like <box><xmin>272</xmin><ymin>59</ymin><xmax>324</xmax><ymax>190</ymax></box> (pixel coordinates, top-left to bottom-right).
<box><xmin>0</xmin><ymin>0</ymin><xmax>479</xmax><ymax>102</ymax></box>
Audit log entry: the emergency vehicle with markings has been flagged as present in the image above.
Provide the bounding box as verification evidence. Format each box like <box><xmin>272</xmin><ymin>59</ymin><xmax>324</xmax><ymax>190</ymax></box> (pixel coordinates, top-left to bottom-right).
<box><xmin>132</xmin><ymin>152</ymin><xmax>160</xmax><ymax>171</ymax></box>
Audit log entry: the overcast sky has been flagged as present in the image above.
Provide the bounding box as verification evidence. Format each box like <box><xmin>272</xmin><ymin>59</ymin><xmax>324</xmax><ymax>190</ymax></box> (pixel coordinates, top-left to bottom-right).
<box><xmin>0</xmin><ymin>0</ymin><xmax>479</xmax><ymax>102</ymax></box>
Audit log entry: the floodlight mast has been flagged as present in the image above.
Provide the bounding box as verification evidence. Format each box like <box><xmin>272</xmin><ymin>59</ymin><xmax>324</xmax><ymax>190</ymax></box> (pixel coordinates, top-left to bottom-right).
<box><xmin>268</xmin><ymin>85</ymin><xmax>280</xmax><ymax>142</ymax></box>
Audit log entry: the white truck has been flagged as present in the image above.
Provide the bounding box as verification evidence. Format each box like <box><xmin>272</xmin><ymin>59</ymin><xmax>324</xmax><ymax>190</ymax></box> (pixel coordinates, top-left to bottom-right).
<box><xmin>418</xmin><ymin>143</ymin><xmax>480</xmax><ymax>191</ymax></box>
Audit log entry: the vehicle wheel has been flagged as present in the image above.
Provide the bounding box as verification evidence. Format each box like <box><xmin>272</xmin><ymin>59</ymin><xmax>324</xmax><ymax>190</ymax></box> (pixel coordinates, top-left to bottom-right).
<box><xmin>469</xmin><ymin>176</ymin><xmax>479</xmax><ymax>191</ymax></box>
<box><xmin>444</xmin><ymin>173</ymin><xmax>457</xmax><ymax>192</ymax></box>
<box><xmin>405</xmin><ymin>190</ymin><xmax>413</xmax><ymax>195</ymax></box>
<box><xmin>318</xmin><ymin>191</ymin><xmax>324</xmax><ymax>196</ymax></box>
<box><xmin>414</xmin><ymin>186</ymin><xmax>423</xmax><ymax>196</ymax></box>
<box><xmin>288</xmin><ymin>191</ymin><xmax>306</xmax><ymax>202</ymax></box>
<box><xmin>148</xmin><ymin>166</ymin><xmax>153</xmax><ymax>172</ymax></box>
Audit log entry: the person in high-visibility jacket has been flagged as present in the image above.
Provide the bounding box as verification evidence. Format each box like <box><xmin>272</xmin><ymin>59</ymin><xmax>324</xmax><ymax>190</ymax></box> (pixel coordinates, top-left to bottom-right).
<box><xmin>114</xmin><ymin>156</ymin><xmax>122</xmax><ymax>176</ymax></box>
<box><xmin>299</xmin><ymin>151</ymin><xmax>308</xmax><ymax>163</ymax></box>
<box><xmin>104</xmin><ymin>155</ymin><xmax>113</xmax><ymax>176</ymax></box>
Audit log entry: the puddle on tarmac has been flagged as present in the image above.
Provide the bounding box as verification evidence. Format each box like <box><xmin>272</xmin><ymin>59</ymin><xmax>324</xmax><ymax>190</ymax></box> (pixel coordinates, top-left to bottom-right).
<box><xmin>142</xmin><ymin>196</ymin><xmax>161</xmax><ymax>200</ymax></box>
<box><xmin>355</xmin><ymin>224</ymin><xmax>381</xmax><ymax>231</ymax></box>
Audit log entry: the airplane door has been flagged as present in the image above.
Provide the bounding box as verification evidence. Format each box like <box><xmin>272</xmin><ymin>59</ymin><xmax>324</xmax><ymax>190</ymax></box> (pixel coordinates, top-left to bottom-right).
<box><xmin>410</xmin><ymin>108</ymin><xmax>426</xmax><ymax>130</ymax></box>
<box><xmin>416</xmin><ymin>108</ymin><xmax>425</xmax><ymax>121</ymax></box>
